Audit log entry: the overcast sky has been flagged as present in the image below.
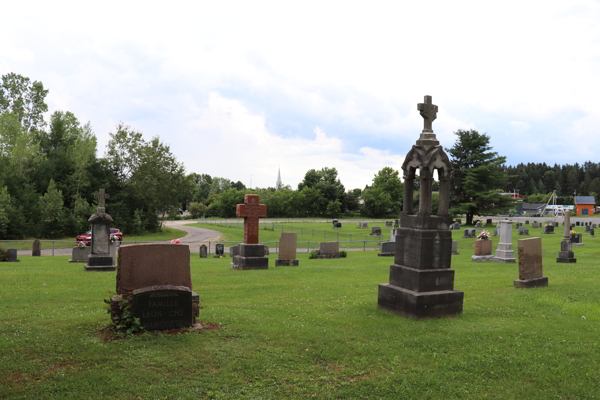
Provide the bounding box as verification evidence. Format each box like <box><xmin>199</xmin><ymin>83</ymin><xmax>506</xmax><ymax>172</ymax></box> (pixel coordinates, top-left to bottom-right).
<box><xmin>2</xmin><ymin>1</ymin><xmax>599</xmax><ymax>190</ymax></box>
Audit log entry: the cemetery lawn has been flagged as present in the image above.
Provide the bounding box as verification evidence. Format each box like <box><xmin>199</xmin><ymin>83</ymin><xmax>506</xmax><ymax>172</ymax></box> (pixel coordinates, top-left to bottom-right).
<box><xmin>189</xmin><ymin>222</ymin><xmax>391</xmax><ymax>248</ymax></box>
<box><xmin>1</xmin><ymin>227</ymin><xmax>599</xmax><ymax>399</ymax></box>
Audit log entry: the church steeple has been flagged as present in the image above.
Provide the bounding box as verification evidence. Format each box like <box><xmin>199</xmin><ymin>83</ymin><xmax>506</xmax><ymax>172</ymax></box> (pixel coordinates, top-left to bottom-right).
<box><xmin>276</xmin><ymin>167</ymin><xmax>282</xmax><ymax>190</ymax></box>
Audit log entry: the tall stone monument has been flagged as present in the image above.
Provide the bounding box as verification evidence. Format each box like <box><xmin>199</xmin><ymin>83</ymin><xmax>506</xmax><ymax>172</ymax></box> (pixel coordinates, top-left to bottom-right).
<box><xmin>231</xmin><ymin>194</ymin><xmax>269</xmax><ymax>270</ymax></box>
<box><xmin>378</xmin><ymin>96</ymin><xmax>463</xmax><ymax>318</ymax></box>
<box><xmin>493</xmin><ymin>220</ymin><xmax>516</xmax><ymax>263</ymax></box>
<box><xmin>85</xmin><ymin>189</ymin><xmax>116</xmax><ymax>271</ymax></box>
<box><xmin>556</xmin><ymin>211</ymin><xmax>576</xmax><ymax>263</ymax></box>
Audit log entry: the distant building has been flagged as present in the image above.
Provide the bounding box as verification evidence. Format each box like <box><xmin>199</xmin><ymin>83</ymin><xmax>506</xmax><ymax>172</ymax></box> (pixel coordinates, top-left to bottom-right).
<box><xmin>574</xmin><ymin>196</ymin><xmax>596</xmax><ymax>216</ymax></box>
<box><xmin>516</xmin><ymin>203</ymin><xmax>546</xmax><ymax>215</ymax></box>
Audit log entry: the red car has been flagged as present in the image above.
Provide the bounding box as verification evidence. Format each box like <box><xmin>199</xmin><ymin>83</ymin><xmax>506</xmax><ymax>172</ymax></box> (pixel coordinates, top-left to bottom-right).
<box><xmin>76</xmin><ymin>228</ymin><xmax>124</xmax><ymax>245</ymax></box>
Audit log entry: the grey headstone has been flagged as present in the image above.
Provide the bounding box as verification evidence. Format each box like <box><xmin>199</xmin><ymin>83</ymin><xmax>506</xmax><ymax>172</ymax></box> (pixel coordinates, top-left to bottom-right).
<box><xmin>199</xmin><ymin>245</ymin><xmax>207</xmax><ymax>258</ymax></box>
<box><xmin>372</xmin><ymin>227</ymin><xmax>381</xmax><ymax>235</ymax></box>
<box><xmin>6</xmin><ymin>248</ymin><xmax>19</xmax><ymax>262</ymax></box>
<box><xmin>215</xmin><ymin>244</ymin><xmax>224</xmax><ymax>256</ymax></box>
<box><xmin>320</xmin><ymin>242</ymin><xmax>340</xmax><ymax>255</ymax></box>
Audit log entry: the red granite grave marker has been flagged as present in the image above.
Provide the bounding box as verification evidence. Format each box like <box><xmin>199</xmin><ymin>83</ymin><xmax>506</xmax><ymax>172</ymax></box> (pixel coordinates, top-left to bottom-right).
<box><xmin>236</xmin><ymin>194</ymin><xmax>267</xmax><ymax>244</ymax></box>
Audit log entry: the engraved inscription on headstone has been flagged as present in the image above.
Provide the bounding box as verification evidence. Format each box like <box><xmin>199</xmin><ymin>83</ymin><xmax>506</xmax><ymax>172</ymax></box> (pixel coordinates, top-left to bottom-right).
<box><xmin>133</xmin><ymin>285</ymin><xmax>193</xmax><ymax>331</ymax></box>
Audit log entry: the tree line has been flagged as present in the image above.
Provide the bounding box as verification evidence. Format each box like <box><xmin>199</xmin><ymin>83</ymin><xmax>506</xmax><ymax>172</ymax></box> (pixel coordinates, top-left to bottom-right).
<box><xmin>2</xmin><ymin>72</ymin><xmax>596</xmax><ymax>238</ymax></box>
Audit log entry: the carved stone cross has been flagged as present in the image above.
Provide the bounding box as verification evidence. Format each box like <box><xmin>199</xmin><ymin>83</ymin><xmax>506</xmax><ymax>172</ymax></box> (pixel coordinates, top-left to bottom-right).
<box><xmin>236</xmin><ymin>194</ymin><xmax>268</xmax><ymax>244</ymax></box>
<box><xmin>417</xmin><ymin>95</ymin><xmax>438</xmax><ymax>133</ymax></box>
<box><xmin>95</xmin><ymin>188</ymin><xmax>110</xmax><ymax>208</ymax></box>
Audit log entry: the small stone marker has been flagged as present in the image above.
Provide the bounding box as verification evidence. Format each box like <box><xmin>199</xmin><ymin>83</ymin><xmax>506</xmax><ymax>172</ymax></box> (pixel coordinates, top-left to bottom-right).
<box><xmin>494</xmin><ymin>220</ymin><xmax>516</xmax><ymax>263</ymax></box>
<box><xmin>359</xmin><ymin>222</ymin><xmax>368</xmax><ymax>229</ymax></box>
<box><xmin>6</xmin><ymin>249</ymin><xmax>19</xmax><ymax>262</ymax></box>
<box><xmin>475</xmin><ymin>221</ymin><xmax>483</xmax><ymax>229</ymax></box>
<box><xmin>320</xmin><ymin>241</ymin><xmax>340</xmax><ymax>255</ymax></box>
<box><xmin>70</xmin><ymin>246</ymin><xmax>90</xmax><ymax>263</ymax></box>
<box><xmin>576</xmin><ymin>221</ymin><xmax>580</xmax><ymax>226</ymax></box>
<box><xmin>487</xmin><ymin>219</ymin><xmax>493</xmax><ymax>225</ymax></box>
<box><xmin>571</xmin><ymin>233</ymin><xmax>584</xmax><ymax>246</ymax></box>
<box><xmin>514</xmin><ymin>237</ymin><xmax>548</xmax><ymax>288</ymax></box>
<box><xmin>463</xmin><ymin>228</ymin><xmax>476</xmax><ymax>238</ymax></box>
<box><xmin>472</xmin><ymin>239</ymin><xmax>494</xmax><ymax>262</ymax></box>
<box><xmin>543</xmin><ymin>225</ymin><xmax>555</xmax><ymax>234</ymax></box>
<box><xmin>32</xmin><ymin>239</ymin><xmax>41</xmax><ymax>256</ymax></box>
<box><xmin>229</xmin><ymin>244</ymin><xmax>239</xmax><ymax>258</ymax></box>
<box><xmin>519</xmin><ymin>226</ymin><xmax>529</xmax><ymax>235</ymax></box>
<box><xmin>371</xmin><ymin>227</ymin><xmax>381</xmax><ymax>235</ymax></box>
<box><xmin>453</xmin><ymin>222</ymin><xmax>460</xmax><ymax>230</ymax></box>
<box><xmin>532</xmin><ymin>221</ymin><xmax>539</xmax><ymax>228</ymax></box>
<box><xmin>451</xmin><ymin>240</ymin><xmax>459</xmax><ymax>255</ymax></box>
<box><xmin>585</xmin><ymin>225</ymin><xmax>591</xmax><ymax>232</ymax></box>
<box><xmin>276</xmin><ymin>232</ymin><xmax>299</xmax><ymax>266</ymax></box>
<box><xmin>214</xmin><ymin>244</ymin><xmax>224</xmax><ymax>257</ymax></box>
<box><xmin>525</xmin><ymin>220</ymin><xmax>529</xmax><ymax>225</ymax></box>
<box><xmin>379</xmin><ymin>241</ymin><xmax>395</xmax><ymax>257</ymax></box>
<box><xmin>199</xmin><ymin>244</ymin><xmax>207</xmax><ymax>258</ymax></box>
<box><xmin>385</xmin><ymin>221</ymin><xmax>393</xmax><ymax>227</ymax></box>
<box><xmin>231</xmin><ymin>194</ymin><xmax>268</xmax><ymax>270</ymax></box>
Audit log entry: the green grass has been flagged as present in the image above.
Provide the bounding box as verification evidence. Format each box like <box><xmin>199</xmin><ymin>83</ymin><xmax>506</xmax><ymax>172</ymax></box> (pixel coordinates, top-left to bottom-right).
<box><xmin>0</xmin><ymin>227</ymin><xmax>188</xmax><ymax>251</ymax></box>
<box><xmin>0</xmin><ymin>224</ymin><xmax>599</xmax><ymax>399</ymax></box>
<box><xmin>188</xmin><ymin>221</ymin><xmax>391</xmax><ymax>249</ymax></box>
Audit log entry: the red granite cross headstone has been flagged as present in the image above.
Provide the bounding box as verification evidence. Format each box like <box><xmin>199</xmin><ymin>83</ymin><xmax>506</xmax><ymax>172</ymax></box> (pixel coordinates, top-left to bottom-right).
<box><xmin>236</xmin><ymin>194</ymin><xmax>268</xmax><ymax>244</ymax></box>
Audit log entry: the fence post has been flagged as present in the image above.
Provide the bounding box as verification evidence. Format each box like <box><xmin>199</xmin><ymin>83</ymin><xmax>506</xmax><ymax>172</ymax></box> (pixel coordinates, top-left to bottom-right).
<box><xmin>52</xmin><ymin>241</ymin><xmax>55</xmax><ymax>256</ymax></box>
<box><xmin>364</xmin><ymin>241</ymin><xmax>366</xmax><ymax>251</ymax></box>
<box><xmin>337</xmin><ymin>232</ymin><xmax>339</xmax><ymax>241</ymax></box>
<box><xmin>209</xmin><ymin>242</ymin><xmax>211</xmax><ymax>255</ymax></box>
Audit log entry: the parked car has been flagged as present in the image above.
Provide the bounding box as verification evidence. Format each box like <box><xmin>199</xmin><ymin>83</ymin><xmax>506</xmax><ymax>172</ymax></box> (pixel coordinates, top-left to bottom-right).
<box><xmin>76</xmin><ymin>228</ymin><xmax>124</xmax><ymax>245</ymax></box>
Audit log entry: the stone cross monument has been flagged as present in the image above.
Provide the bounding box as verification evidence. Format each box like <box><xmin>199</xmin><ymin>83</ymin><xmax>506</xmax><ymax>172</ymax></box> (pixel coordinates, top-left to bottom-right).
<box><xmin>231</xmin><ymin>194</ymin><xmax>269</xmax><ymax>270</ymax></box>
<box><xmin>236</xmin><ymin>194</ymin><xmax>268</xmax><ymax>244</ymax></box>
<box><xmin>377</xmin><ymin>95</ymin><xmax>463</xmax><ymax>318</ymax></box>
<box><xmin>85</xmin><ymin>188</ymin><xmax>115</xmax><ymax>271</ymax></box>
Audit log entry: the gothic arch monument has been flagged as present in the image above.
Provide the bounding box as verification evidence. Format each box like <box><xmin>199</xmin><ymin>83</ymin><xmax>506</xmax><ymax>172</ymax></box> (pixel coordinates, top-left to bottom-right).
<box><xmin>377</xmin><ymin>96</ymin><xmax>464</xmax><ymax>318</ymax></box>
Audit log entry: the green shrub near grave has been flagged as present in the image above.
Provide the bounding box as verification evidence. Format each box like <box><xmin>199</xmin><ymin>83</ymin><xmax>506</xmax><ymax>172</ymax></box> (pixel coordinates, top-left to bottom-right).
<box><xmin>0</xmin><ymin>246</ymin><xmax>7</xmax><ymax>261</ymax></box>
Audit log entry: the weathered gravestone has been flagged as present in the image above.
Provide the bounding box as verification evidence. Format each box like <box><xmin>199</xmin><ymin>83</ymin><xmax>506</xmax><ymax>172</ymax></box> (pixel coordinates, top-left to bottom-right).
<box><xmin>85</xmin><ymin>189</ymin><xmax>116</xmax><ymax>271</ymax></box>
<box><xmin>109</xmin><ymin>243</ymin><xmax>199</xmax><ymax>331</ymax></box>
<box><xmin>332</xmin><ymin>220</ymin><xmax>342</xmax><ymax>229</ymax></box>
<box><xmin>359</xmin><ymin>222</ymin><xmax>368</xmax><ymax>229</ymax></box>
<box><xmin>571</xmin><ymin>233</ymin><xmax>584</xmax><ymax>246</ymax></box>
<box><xmin>371</xmin><ymin>227</ymin><xmax>381</xmax><ymax>236</ymax></box>
<box><xmin>492</xmin><ymin>226</ymin><xmax>499</xmax><ymax>236</ymax></box>
<box><xmin>514</xmin><ymin>237</ymin><xmax>548</xmax><ymax>288</ymax></box>
<box><xmin>543</xmin><ymin>224</ymin><xmax>555</xmax><ymax>234</ymax></box>
<box><xmin>32</xmin><ymin>239</ymin><xmax>41</xmax><ymax>256</ymax></box>
<box><xmin>199</xmin><ymin>244</ymin><xmax>207</xmax><ymax>258</ymax></box>
<box><xmin>557</xmin><ymin>212</ymin><xmax>576</xmax><ymax>263</ymax></box>
<box><xmin>276</xmin><ymin>232</ymin><xmax>299</xmax><ymax>266</ymax></box>
<box><xmin>379</xmin><ymin>241</ymin><xmax>395</xmax><ymax>257</ymax></box>
<box><xmin>532</xmin><ymin>221</ymin><xmax>540</xmax><ymax>228</ymax></box>
<box><xmin>589</xmin><ymin>228</ymin><xmax>595</xmax><ymax>238</ymax></box>
<box><xmin>6</xmin><ymin>249</ymin><xmax>19</xmax><ymax>262</ymax></box>
<box><xmin>493</xmin><ymin>220</ymin><xmax>516</xmax><ymax>263</ymax></box>
<box><xmin>519</xmin><ymin>226</ymin><xmax>529</xmax><ymax>235</ymax></box>
<box><xmin>585</xmin><ymin>225</ymin><xmax>591</xmax><ymax>232</ymax></box>
<box><xmin>525</xmin><ymin>220</ymin><xmax>529</xmax><ymax>225</ymax></box>
<box><xmin>451</xmin><ymin>240</ymin><xmax>459</xmax><ymax>255</ymax></box>
<box><xmin>231</xmin><ymin>194</ymin><xmax>268</xmax><ymax>270</ymax></box>
<box><xmin>475</xmin><ymin>221</ymin><xmax>483</xmax><ymax>230</ymax></box>
<box><xmin>214</xmin><ymin>243</ymin><xmax>224</xmax><ymax>257</ymax></box>
<box><xmin>472</xmin><ymin>239</ymin><xmax>494</xmax><ymax>262</ymax></box>
<box><xmin>453</xmin><ymin>222</ymin><xmax>460</xmax><ymax>230</ymax></box>
<box><xmin>487</xmin><ymin>219</ymin><xmax>493</xmax><ymax>225</ymax></box>
<box><xmin>515</xmin><ymin>222</ymin><xmax>521</xmax><ymax>229</ymax></box>
<box><xmin>576</xmin><ymin>221</ymin><xmax>580</xmax><ymax>226</ymax></box>
<box><xmin>228</xmin><ymin>244</ymin><xmax>239</xmax><ymax>258</ymax></box>
<box><xmin>463</xmin><ymin>228</ymin><xmax>476</xmax><ymax>238</ymax></box>
<box><xmin>385</xmin><ymin>221</ymin><xmax>393</xmax><ymax>227</ymax></box>
<box><xmin>315</xmin><ymin>241</ymin><xmax>342</xmax><ymax>258</ymax></box>
<box><xmin>70</xmin><ymin>245</ymin><xmax>90</xmax><ymax>263</ymax></box>
<box><xmin>378</xmin><ymin>95</ymin><xmax>463</xmax><ymax>319</ymax></box>
<box><xmin>593</xmin><ymin>224</ymin><xmax>597</xmax><ymax>229</ymax></box>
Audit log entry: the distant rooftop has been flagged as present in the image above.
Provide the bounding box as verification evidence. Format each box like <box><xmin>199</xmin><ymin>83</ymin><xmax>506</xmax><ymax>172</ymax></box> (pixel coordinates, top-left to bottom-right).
<box><xmin>574</xmin><ymin>196</ymin><xmax>596</xmax><ymax>204</ymax></box>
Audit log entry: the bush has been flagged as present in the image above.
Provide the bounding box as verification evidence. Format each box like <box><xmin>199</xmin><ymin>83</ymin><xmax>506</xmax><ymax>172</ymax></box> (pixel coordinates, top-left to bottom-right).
<box><xmin>340</xmin><ymin>250</ymin><xmax>347</xmax><ymax>258</ymax></box>
<box><xmin>0</xmin><ymin>246</ymin><xmax>7</xmax><ymax>261</ymax></box>
<box><xmin>308</xmin><ymin>250</ymin><xmax>318</xmax><ymax>259</ymax></box>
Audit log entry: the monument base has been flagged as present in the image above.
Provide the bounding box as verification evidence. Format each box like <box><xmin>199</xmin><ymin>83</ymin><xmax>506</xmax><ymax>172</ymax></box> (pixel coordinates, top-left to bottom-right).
<box><xmin>275</xmin><ymin>259</ymin><xmax>299</xmax><ymax>266</ymax></box>
<box><xmin>514</xmin><ymin>276</ymin><xmax>548</xmax><ymax>288</ymax></box>
<box><xmin>377</xmin><ymin>283</ymin><xmax>463</xmax><ymax>319</ymax></box>
<box><xmin>378</xmin><ymin>252</ymin><xmax>395</xmax><ymax>257</ymax></box>
<box><xmin>231</xmin><ymin>244</ymin><xmax>269</xmax><ymax>270</ymax></box>
<box><xmin>572</xmin><ymin>243</ymin><xmax>584</xmax><ymax>247</ymax></box>
<box><xmin>471</xmin><ymin>255</ymin><xmax>495</xmax><ymax>262</ymax></box>
<box><xmin>556</xmin><ymin>257</ymin><xmax>577</xmax><ymax>263</ymax></box>
<box><xmin>85</xmin><ymin>254</ymin><xmax>115</xmax><ymax>271</ymax></box>
<box><xmin>452</xmin><ymin>251</ymin><xmax>460</xmax><ymax>255</ymax></box>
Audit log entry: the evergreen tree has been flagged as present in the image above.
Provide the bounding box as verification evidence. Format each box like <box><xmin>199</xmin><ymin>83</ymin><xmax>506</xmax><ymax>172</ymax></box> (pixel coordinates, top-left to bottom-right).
<box><xmin>449</xmin><ymin>129</ymin><xmax>511</xmax><ymax>225</ymax></box>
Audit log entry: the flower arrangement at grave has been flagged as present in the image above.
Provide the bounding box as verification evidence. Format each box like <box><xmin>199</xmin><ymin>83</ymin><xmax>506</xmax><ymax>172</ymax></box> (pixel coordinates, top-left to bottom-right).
<box><xmin>477</xmin><ymin>230</ymin><xmax>490</xmax><ymax>240</ymax></box>
<box><xmin>110</xmin><ymin>236</ymin><xmax>117</xmax><ymax>243</ymax></box>
<box><xmin>171</xmin><ymin>239</ymin><xmax>181</xmax><ymax>244</ymax></box>
<box><xmin>76</xmin><ymin>241</ymin><xmax>87</xmax><ymax>248</ymax></box>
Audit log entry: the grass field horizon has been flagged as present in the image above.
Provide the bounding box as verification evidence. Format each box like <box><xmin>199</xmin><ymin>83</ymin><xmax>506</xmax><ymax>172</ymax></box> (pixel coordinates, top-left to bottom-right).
<box><xmin>1</xmin><ymin>225</ymin><xmax>598</xmax><ymax>399</ymax></box>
